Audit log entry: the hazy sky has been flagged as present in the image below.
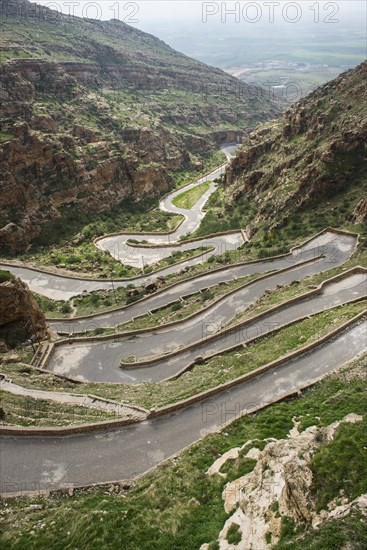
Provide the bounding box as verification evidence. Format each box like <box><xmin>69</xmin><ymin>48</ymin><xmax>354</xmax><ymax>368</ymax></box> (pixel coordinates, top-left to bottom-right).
<box><xmin>30</xmin><ymin>0</ymin><xmax>366</xmax><ymax>26</ymax></box>
<box><xmin>27</xmin><ymin>0</ymin><xmax>367</xmax><ymax>72</ymax></box>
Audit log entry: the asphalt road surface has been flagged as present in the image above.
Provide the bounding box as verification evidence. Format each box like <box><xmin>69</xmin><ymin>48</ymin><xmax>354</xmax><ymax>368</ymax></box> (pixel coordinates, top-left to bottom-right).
<box><xmin>1</xmin><ymin>320</ymin><xmax>365</xmax><ymax>495</ymax></box>
<box><xmin>48</xmin><ymin>268</ymin><xmax>366</xmax><ymax>383</ymax></box>
<box><xmin>49</xmin><ymin>230</ymin><xmax>355</xmax><ymax>335</ymax></box>
<box><xmin>0</xmin><ymin>145</ymin><xmax>240</xmax><ymax>300</ymax></box>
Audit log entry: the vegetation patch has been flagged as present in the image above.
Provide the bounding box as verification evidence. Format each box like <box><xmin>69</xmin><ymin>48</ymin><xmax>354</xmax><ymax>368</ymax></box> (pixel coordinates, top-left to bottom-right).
<box><xmin>172</xmin><ymin>181</ymin><xmax>211</xmax><ymax>209</ymax></box>
<box><xmin>0</xmin><ymin>270</ymin><xmax>15</xmax><ymax>283</ymax></box>
<box><xmin>0</xmin><ymin>132</ymin><xmax>13</xmax><ymax>143</ymax></box>
<box><xmin>70</xmin><ymin>274</ymin><xmax>258</xmax><ymax>336</ymax></box>
<box><xmin>274</xmin><ymin>511</ymin><xmax>367</xmax><ymax>550</ymax></box>
<box><xmin>0</xmin><ymin>391</ymin><xmax>115</xmax><ymax>427</ymax></box>
<box><xmin>219</xmin><ymin>455</ymin><xmax>257</xmax><ymax>483</ymax></box>
<box><xmin>226</xmin><ymin>523</ymin><xmax>242</xmax><ymax>544</ymax></box>
<box><xmin>310</xmin><ymin>417</ymin><xmax>367</xmax><ymax>512</ymax></box>
<box><xmin>33</xmin><ymin>293</ymin><xmax>73</xmax><ymax>318</ymax></box>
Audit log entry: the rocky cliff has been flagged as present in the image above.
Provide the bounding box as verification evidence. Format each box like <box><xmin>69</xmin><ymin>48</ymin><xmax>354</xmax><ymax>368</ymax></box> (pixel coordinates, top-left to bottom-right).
<box><xmin>0</xmin><ymin>0</ymin><xmax>281</xmax><ymax>253</ymax></box>
<box><xmin>205</xmin><ymin>414</ymin><xmax>366</xmax><ymax>550</ymax></box>
<box><xmin>0</xmin><ymin>272</ymin><xmax>50</xmax><ymax>347</ymax></box>
<box><xmin>224</xmin><ymin>61</ymin><xmax>367</xmax><ymax>235</ymax></box>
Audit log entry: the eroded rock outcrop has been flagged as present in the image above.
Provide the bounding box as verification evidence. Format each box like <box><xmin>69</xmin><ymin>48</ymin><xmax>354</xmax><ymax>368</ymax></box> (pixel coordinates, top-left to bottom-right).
<box><xmin>353</xmin><ymin>196</ymin><xmax>367</xmax><ymax>223</ymax></box>
<box><xmin>204</xmin><ymin>414</ymin><xmax>365</xmax><ymax>549</ymax></box>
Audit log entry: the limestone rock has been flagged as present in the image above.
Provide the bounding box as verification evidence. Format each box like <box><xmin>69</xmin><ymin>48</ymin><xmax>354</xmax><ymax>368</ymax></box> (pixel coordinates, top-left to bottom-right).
<box><xmin>207</xmin><ymin>414</ymin><xmax>364</xmax><ymax>550</ymax></box>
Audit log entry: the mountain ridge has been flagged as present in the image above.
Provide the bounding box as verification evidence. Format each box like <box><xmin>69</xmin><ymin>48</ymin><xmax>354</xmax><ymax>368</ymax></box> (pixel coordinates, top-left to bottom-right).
<box><xmin>0</xmin><ymin>0</ymin><xmax>281</xmax><ymax>253</ymax></box>
<box><xmin>221</xmin><ymin>61</ymin><xmax>367</xmax><ymax>238</ymax></box>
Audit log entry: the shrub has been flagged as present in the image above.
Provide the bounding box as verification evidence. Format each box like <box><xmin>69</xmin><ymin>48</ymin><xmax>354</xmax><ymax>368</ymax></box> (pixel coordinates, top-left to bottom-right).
<box><xmin>61</xmin><ymin>303</ymin><xmax>72</xmax><ymax>314</ymax></box>
<box><xmin>279</xmin><ymin>516</ymin><xmax>296</xmax><ymax>541</ymax></box>
<box><xmin>226</xmin><ymin>523</ymin><xmax>242</xmax><ymax>545</ymax></box>
<box><xmin>126</xmin><ymin>295</ymin><xmax>139</xmax><ymax>305</ymax></box>
<box><xmin>65</xmin><ymin>255</ymin><xmax>82</xmax><ymax>264</ymax></box>
<box><xmin>0</xmin><ymin>270</ymin><xmax>15</xmax><ymax>283</ymax></box>
<box><xmin>45</xmin><ymin>301</ymin><xmax>56</xmax><ymax>312</ymax></box>
<box><xmin>201</xmin><ymin>290</ymin><xmax>214</xmax><ymax>302</ymax></box>
<box><xmin>90</xmin><ymin>294</ymin><xmax>100</xmax><ymax>305</ymax></box>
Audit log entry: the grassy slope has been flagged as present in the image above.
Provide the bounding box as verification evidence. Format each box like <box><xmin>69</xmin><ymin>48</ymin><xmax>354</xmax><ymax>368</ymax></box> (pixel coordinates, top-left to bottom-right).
<box><xmin>172</xmin><ymin>181</ymin><xmax>211</xmax><ymax>209</ymax></box>
<box><xmin>310</xmin><ymin>418</ymin><xmax>367</xmax><ymax>512</ymax></box>
<box><xmin>0</xmin><ymin>0</ymin><xmax>279</xmax><ymax>136</ymax></box>
<box><xmin>0</xmin><ymin>390</ymin><xmax>115</xmax><ymax>427</ymax></box>
<box><xmin>0</xmin><ymin>269</ymin><xmax>15</xmax><ymax>283</ymax></box>
<box><xmin>196</xmin><ymin>62</ymin><xmax>367</xmax><ymax>243</ymax></box>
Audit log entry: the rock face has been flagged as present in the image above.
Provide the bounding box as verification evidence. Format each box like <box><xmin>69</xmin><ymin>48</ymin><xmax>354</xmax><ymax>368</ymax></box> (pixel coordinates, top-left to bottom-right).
<box><xmin>0</xmin><ymin>275</ymin><xmax>49</xmax><ymax>346</ymax></box>
<box><xmin>206</xmin><ymin>414</ymin><xmax>365</xmax><ymax>550</ymax></box>
<box><xmin>353</xmin><ymin>196</ymin><xmax>367</xmax><ymax>223</ymax></box>
<box><xmin>0</xmin><ymin>0</ymin><xmax>281</xmax><ymax>253</ymax></box>
<box><xmin>225</xmin><ymin>61</ymin><xmax>367</xmax><ymax>231</ymax></box>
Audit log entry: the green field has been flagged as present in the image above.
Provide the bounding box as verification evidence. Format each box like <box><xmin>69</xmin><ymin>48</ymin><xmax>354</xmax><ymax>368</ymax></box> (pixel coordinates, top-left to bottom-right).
<box><xmin>172</xmin><ymin>181</ymin><xmax>212</xmax><ymax>209</ymax></box>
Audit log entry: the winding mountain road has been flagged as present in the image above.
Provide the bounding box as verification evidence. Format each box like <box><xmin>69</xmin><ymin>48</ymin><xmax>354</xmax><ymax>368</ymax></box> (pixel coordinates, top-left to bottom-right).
<box><xmin>49</xmin><ymin>231</ymin><xmax>351</xmax><ymax>336</ymax></box>
<box><xmin>74</xmin><ymin>272</ymin><xmax>366</xmax><ymax>382</ymax></box>
<box><xmin>0</xmin><ymin>149</ymin><xmax>366</xmax><ymax>496</ymax></box>
<box><xmin>48</xmin><ymin>258</ymin><xmax>366</xmax><ymax>383</ymax></box>
<box><xmin>0</xmin><ymin>145</ymin><xmax>240</xmax><ymax>301</ymax></box>
<box><xmin>1</xmin><ymin>320</ymin><xmax>365</xmax><ymax>495</ymax></box>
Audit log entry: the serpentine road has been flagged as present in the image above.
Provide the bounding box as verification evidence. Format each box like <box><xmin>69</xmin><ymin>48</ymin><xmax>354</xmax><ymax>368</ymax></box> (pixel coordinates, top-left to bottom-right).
<box><xmin>48</xmin><ymin>269</ymin><xmax>366</xmax><ymax>383</ymax></box>
<box><xmin>0</xmin><ymin>148</ymin><xmax>366</xmax><ymax>495</ymax></box>
<box><xmin>0</xmin><ymin>145</ymin><xmax>241</xmax><ymax>301</ymax></box>
<box><xmin>48</xmin><ymin>231</ymin><xmax>355</xmax><ymax>335</ymax></box>
<box><xmin>1</xmin><ymin>320</ymin><xmax>366</xmax><ymax>494</ymax></box>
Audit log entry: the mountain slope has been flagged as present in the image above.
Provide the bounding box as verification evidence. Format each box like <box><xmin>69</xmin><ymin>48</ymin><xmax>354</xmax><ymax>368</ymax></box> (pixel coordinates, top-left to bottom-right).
<box><xmin>0</xmin><ymin>0</ymin><xmax>281</xmax><ymax>253</ymax></box>
<box><xmin>221</xmin><ymin>61</ymin><xmax>367</xmax><ymax>239</ymax></box>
